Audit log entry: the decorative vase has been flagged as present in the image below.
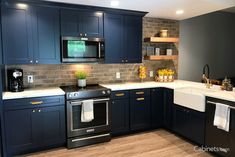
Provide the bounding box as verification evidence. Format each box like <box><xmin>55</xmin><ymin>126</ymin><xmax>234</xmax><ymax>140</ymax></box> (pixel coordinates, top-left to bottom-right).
<box><xmin>163</xmin><ymin>75</ymin><xmax>168</xmax><ymax>82</ymax></box>
<box><xmin>78</xmin><ymin>79</ymin><xmax>86</xmax><ymax>87</ymax></box>
<box><xmin>159</xmin><ymin>75</ymin><xmax>164</xmax><ymax>82</ymax></box>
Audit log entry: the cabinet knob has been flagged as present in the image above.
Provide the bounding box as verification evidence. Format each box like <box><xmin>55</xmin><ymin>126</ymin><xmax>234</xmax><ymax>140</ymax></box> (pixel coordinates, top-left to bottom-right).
<box><xmin>32</xmin><ymin>110</ymin><xmax>35</xmax><ymax>113</ymax></box>
<box><xmin>122</xmin><ymin>60</ymin><xmax>124</xmax><ymax>63</ymax></box>
<box><xmin>80</xmin><ymin>33</ymin><xmax>83</xmax><ymax>36</ymax></box>
<box><xmin>84</xmin><ymin>33</ymin><xmax>87</xmax><ymax>37</ymax></box>
<box><xmin>35</xmin><ymin>60</ymin><xmax>38</xmax><ymax>63</ymax></box>
<box><xmin>30</xmin><ymin>60</ymin><xmax>33</xmax><ymax>63</ymax></box>
<box><xmin>38</xmin><ymin>109</ymin><xmax>41</xmax><ymax>112</ymax></box>
<box><xmin>125</xmin><ymin>60</ymin><xmax>128</xmax><ymax>62</ymax></box>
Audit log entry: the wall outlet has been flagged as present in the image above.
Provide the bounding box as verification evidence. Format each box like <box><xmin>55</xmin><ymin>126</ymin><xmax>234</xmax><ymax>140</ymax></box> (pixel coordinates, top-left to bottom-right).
<box><xmin>150</xmin><ymin>71</ymin><xmax>154</xmax><ymax>77</ymax></box>
<box><xmin>116</xmin><ymin>72</ymin><xmax>121</xmax><ymax>79</ymax></box>
<box><xmin>28</xmin><ymin>75</ymin><xmax>34</xmax><ymax>83</ymax></box>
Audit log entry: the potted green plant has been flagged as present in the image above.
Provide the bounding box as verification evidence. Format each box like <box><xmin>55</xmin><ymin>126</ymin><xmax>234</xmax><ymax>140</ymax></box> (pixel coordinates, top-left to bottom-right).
<box><xmin>75</xmin><ymin>71</ymin><xmax>87</xmax><ymax>87</ymax></box>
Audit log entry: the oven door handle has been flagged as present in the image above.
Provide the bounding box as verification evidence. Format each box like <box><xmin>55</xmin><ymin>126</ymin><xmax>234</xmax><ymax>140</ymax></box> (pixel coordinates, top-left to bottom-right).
<box><xmin>69</xmin><ymin>98</ymin><xmax>110</xmax><ymax>105</ymax></box>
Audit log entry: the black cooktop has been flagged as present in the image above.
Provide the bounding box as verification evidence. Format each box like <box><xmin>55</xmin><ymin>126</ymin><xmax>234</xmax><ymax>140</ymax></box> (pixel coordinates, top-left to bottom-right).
<box><xmin>60</xmin><ymin>84</ymin><xmax>107</xmax><ymax>93</ymax></box>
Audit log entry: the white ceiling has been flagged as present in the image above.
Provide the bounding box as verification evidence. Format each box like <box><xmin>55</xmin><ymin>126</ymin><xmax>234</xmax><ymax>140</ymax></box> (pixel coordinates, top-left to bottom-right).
<box><xmin>45</xmin><ymin>0</ymin><xmax>235</xmax><ymax>20</ymax></box>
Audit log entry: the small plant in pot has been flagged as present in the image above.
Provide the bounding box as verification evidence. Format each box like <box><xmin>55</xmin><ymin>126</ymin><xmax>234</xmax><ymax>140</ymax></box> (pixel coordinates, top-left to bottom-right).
<box><xmin>75</xmin><ymin>71</ymin><xmax>87</xmax><ymax>88</ymax></box>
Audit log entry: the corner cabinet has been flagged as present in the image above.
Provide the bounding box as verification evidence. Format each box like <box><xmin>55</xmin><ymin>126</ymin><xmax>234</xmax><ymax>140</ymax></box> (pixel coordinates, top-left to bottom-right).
<box><xmin>60</xmin><ymin>9</ymin><xmax>104</xmax><ymax>37</ymax></box>
<box><xmin>104</xmin><ymin>13</ymin><xmax>143</xmax><ymax>63</ymax></box>
<box><xmin>1</xmin><ymin>4</ymin><xmax>60</xmax><ymax>64</ymax></box>
<box><xmin>3</xmin><ymin>96</ymin><xmax>66</xmax><ymax>156</ymax></box>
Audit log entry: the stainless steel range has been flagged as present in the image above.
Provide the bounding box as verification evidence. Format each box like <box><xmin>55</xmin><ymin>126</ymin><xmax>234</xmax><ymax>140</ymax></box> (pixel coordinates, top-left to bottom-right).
<box><xmin>61</xmin><ymin>85</ymin><xmax>111</xmax><ymax>149</ymax></box>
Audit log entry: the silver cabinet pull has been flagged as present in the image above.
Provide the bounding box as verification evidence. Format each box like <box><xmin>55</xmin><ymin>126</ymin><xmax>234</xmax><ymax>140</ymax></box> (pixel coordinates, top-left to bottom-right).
<box><xmin>32</xmin><ymin>110</ymin><xmax>35</xmax><ymax>113</ymax></box>
<box><xmin>35</xmin><ymin>60</ymin><xmax>38</xmax><ymax>63</ymax></box>
<box><xmin>125</xmin><ymin>60</ymin><xmax>128</xmax><ymax>62</ymax></box>
<box><xmin>84</xmin><ymin>33</ymin><xmax>87</xmax><ymax>36</ymax></box>
<box><xmin>38</xmin><ymin>109</ymin><xmax>41</xmax><ymax>112</ymax></box>
<box><xmin>79</xmin><ymin>33</ymin><xmax>83</xmax><ymax>36</ymax></box>
<box><xmin>30</xmin><ymin>60</ymin><xmax>33</xmax><ymax>63</ymax></box>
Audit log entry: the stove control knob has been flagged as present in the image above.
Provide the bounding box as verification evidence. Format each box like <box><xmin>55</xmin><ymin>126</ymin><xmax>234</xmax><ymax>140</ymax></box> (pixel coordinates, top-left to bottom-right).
<box><xmin>102</xmin><ymin>91</ymin><xmax>106</xmax><ymax>95</ymax></box>
<box><xmin>74</xmin><ymin>93</ymin><xmax>78</xmax><ymax>97</ymax></box>
<box><xmin>68</xmin><ymin>94</ymin><xmax>73</xmax><ymax>98</ymax></box>
<box><xmin>107</xmin><ymin>90</ymin><xmax>111</xmax><ymax>94</ymax></box>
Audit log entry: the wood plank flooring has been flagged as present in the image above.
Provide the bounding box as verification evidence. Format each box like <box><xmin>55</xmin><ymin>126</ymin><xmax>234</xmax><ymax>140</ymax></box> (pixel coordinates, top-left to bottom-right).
<box><xmin>24</xmin><ymin>130</ymin><xmax>213</xmax><ymax>157</ymax></box>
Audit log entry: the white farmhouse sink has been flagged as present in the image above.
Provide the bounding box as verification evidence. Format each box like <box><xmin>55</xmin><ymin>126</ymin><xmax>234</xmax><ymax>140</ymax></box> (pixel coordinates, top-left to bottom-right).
<box><xmin>174</xmin><ymin>87</ymin><xmax>217</xmax><ymax>112</ymax></box>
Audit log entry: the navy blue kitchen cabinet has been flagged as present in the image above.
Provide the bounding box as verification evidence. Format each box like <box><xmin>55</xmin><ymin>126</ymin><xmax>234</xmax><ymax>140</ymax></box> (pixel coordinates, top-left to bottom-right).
<box><xmin>123</xmin><ymin>15</ymin><xmax>142</xmax><ymax>63</ymax></box>
<box><xmin>31</xmin><ymin>6</ymin><xmax>60</xmax><ymax>64</ymax></box>
<box><xmin>3</xmin><ymin>96</ymin><xmax>65</xmax><ymax>156</ymax></box>
<box><xmin>230</xmin><ymin>109</ymin><xmax>235</xmax><ymax>156</ymax></box>
<box><xmin>130</xmin><ymin>89</ymin><xmax>151</xmax><ymax>131</ymax></box>
<box><xmin>60</xmin><ymin>9</ymin><xmax>103</xmax><ymax>37</ymax></box>
<box><xmin>173</xmin><ymin>104</ymin><xmax>205</xmax><ymax>145</ymax></box>
<box><xmin>111</xmin><ymin>91</ymin><xmax>130</xmax><ymax>136</ymax></box>
<box><xmin>163</xmin><ymin>88</ymin><xmax>173</xmax><ymax>129</ymax></box>
<box><xmin>104</xmin><ymin>13</ymin><xmax>143</xmax><ymax>63</ymax></box>
<box><xmin>104</xmin><ymin>13</ymin><xmax>124</xmax><ymax>63</ymax></box>
<box><xmin>151</xmin><ymin>88</ymin><xmax>164</xmax><ymax>128</ymax></box>
<box><xmin>1</xmin><ymin>4</ymin><xmax>33</xmax><ymax>64</ymax></box>
<box><xmin>1</xmin><ymin>4</ymin><xmax>60</xmax><ymax>64</ymax></box>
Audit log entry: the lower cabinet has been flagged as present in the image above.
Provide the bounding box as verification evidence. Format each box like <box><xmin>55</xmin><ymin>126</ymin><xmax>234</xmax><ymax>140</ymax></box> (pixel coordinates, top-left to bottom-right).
<box><xmin>3</xmin><ymin>96</ymin><xmax>66</xmax><ymax>156</ymax></box>
<box><xmin>173</xmin><ymin>104</ymin><xmax>205</xmax><ymax>145</ymax></box>
<box><xmin>130</xmin><ymin>96</ymin><xmax>151</xmax><ymax>131</ymax></box>
<box><xmin>111</xmin><ymin>91</ymin><xmax>130</xmax><ymax>136</ymax></box>
<box><xmin>163</xmin><ymin>88</ymin><xmax>174</xmax><ymax>129</ymax></box>
<box><xmin>150</xmin><ymin>88</ymin><xmax>164</xmax><ymax>128</ymax></box>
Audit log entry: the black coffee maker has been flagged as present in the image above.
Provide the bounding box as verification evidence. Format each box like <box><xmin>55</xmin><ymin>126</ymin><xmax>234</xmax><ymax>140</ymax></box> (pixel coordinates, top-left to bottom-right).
<box><xmin>7</xmin><ymin>69</ymin><xmax>24</xmax><ymax>92</ymax></box>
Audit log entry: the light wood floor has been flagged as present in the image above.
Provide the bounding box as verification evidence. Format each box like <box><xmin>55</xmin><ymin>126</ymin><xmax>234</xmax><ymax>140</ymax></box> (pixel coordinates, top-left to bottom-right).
<box><xmin>24</xmin><ymin>130</ymin><xmax>213</xmax><ymax>157</ymax></box>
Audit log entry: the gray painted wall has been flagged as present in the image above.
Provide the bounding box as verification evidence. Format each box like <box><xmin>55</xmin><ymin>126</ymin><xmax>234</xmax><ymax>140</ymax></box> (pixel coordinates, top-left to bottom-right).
<box><xmin>179</xmin><ymin>12</ymin><xmax>235</xmax><ymax>82</ymax></box>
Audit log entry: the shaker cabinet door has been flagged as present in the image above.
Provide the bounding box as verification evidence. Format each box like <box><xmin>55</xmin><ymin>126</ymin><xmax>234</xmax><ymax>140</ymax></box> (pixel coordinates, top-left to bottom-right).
<box><xmin>32</xmin><ymin>6</ymin><xmax>60</xmax><ymax>64</ymax></box>
<box><xmin>1</xmin><ymin>4</ymin><xmax>33</xmax><ymax>64</ymax></box>
<box><xmin>104</xmin><ymin>13</ymin><xmax>124</xmax><ymax>63</ymax></box>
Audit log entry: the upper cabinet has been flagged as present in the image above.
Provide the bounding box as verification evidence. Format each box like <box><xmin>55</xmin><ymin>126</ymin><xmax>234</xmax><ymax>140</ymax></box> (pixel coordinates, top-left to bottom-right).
<box><xmin>60</xmin><ymin>9</ymin><xmax>104</xmax><ymax>37</ymax></box>
<box><xmin>31</xmin><ymin>6</ymin><xmax>60</xmax><ymax>64</ymax></box>
<box><xmin>1</xmin><ymin>4</ymin><xmax>60</xmax><ymax>64</ymax></box>
<box><xmin>104</xmin><ymin>13</ymin><xmax>143</xmax><ymax>63</ymax></box>
<box><xmin>1</xmin><ymin>4</ymin><xmax>33</xmax><ymax>64</ymax></box>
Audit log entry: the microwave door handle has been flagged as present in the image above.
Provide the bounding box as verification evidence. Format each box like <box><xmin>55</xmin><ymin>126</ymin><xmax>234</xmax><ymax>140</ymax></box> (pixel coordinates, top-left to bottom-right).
<box><xmin>98</xmin><ymin>42</ymin><xmax>101</xmax><ymax>58</ymax></box>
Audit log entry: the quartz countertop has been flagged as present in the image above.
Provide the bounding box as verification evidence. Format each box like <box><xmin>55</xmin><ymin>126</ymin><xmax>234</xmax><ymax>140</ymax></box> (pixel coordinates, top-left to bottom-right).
<box><xmin>3</xmin><ymin>87</ymin><xmax>65</xmax><ymax>100</ymax></box>
<box><xmin>101</xmin><ymin>80</ymin><xmax>235</xmax><ymax>102</ymax></box>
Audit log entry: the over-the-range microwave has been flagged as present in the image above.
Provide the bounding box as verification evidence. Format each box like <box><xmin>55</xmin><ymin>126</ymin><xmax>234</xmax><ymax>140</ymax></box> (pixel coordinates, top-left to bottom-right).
<box><xmin>61</xmin><ymin>36</ymin><xmax>105</xmax><ymax>63</ymax></box>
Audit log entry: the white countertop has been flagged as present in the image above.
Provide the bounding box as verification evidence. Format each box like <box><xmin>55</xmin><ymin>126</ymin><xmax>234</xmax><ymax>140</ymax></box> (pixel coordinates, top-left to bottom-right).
<box><xmin>101</xmin><ymin>80</ymin><xmax>235</xmax><ymax>102</ymax></box>
<box><xmin>3</xmin><ymin>87</ymin><xmax>65</xmax><ymax>100</ymax></box>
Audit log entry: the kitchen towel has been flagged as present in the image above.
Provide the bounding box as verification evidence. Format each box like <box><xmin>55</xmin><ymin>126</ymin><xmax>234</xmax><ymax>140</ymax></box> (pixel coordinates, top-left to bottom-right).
<box><xmin>213</xmin><ymin>103</ymin><xmax>230</xmax><ymax>132</ymax></box>
<box><xmin>81</xmin><ymin>99</ymin><xmax>94</xmax><ymax>122</ymax></box>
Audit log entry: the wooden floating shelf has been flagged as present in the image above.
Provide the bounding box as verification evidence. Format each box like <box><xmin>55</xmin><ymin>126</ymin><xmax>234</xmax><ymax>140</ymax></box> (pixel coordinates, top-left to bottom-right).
<box><xmin>144</xmin><ymin>37</ymin><xmax>179</xmax><ymax>43</ymax></box>
<box><xmin>144</xmin><ymin>55</ymin><xmax>178</xmax><ymax>60</ymax></box>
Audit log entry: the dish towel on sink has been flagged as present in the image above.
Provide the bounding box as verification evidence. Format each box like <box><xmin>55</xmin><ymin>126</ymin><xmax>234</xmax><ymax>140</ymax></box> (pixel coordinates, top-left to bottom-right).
<box><xmin>81</xmin><ymin>99</ymin><xmax>94</xmax><ymax>122</ymax></box>
<box><xmin>213</xmin><ymin>103</ymin><xmax>230</xmax><ymax>132</ymax></box>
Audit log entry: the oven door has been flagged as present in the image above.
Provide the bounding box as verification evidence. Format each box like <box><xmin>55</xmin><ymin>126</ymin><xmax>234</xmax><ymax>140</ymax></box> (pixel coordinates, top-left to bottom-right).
<box><xmin>67</xmin><ymin>98</ymin><xmax>110</xmax><ymax>138</ymax></box>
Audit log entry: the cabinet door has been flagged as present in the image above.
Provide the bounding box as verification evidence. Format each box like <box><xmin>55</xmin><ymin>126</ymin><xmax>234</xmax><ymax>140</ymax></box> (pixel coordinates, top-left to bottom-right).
<box><xmin>151</xmin><ymin>88</ymin><xmax>163</xmax><ymax>128</ymax></box>
<box><xmin>38</xmin><ymin>106</ymin><xmax>65</xmax><ymax>146</ymax></box>
<box><xmin>80</xmin><ymin>11</ymin><xmax>103</xmax><ymax>37</ymax></box>
<box><xmin>111</xmin><ymin>99</ymin><xmax>129</xmax><ymax>136</ymax></box>
<box><xmin>130</xmin><ymin>96</ymin><xmax>151</xmax><ymax>131</ymax></box>
<box><xmin>1</xmin><ymin>4</ymin><xmax>33</xmax><ymax>64</ymax></box>
<box><xmin>173</xmin><ymin>105</ymin><xmax>190</xmax><ymax>138</ymax></box>
<box><xmin>190</xmin><ymin>109</ymin><xmax>205</xmax><ymax>145</ymax></box>
<box><xmin>60</xmin><ymin>10</ymin><xmax>79</xmax><ymax>36</ymax></box>
<box><xmin>4</xmin><ymin>109</ymin><xmax>37</xmax><ymax>155</ymax></box>
<box><xmin>32</xmin><ymin>7</ymin><xmax>60</xmax><ymax>64</ymax></box>
<box><xmin>163</xmin><ymin>88</ymin><xmax>173</xmax><ymax>129</ymax></box>
<box><xmin>123</xmin><ymin>15</ymin><xmax>142</xmax><ymax>63</ymax></box>
<box><xmin>104</xmin><ymin>13</ymin><xmax>124</xmax><ymax>63</ymax></box>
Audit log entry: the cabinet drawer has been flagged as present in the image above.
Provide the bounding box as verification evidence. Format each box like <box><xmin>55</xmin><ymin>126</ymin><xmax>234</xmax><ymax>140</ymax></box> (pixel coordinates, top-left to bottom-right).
<box><xmin>130</xmin><ymin>89</ymin><xmax>150</xmax><ymax>98</ymax></box>
<box><xmin>111</xmin><ymin>91</ymin><xmax>129</xmax><ymax>99</ymax></box>
<box><xmin>4</xmin><ymin>96</ymin><xmax>65</xmax><ymax>111</ymax></box>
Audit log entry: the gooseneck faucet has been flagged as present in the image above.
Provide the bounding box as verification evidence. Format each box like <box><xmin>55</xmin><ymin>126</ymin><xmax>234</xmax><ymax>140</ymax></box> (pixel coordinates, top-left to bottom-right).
<box><xmin>202</xmin><ymin>64</ymin><xmax>212</xmax><ymax>88</ymax></box>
